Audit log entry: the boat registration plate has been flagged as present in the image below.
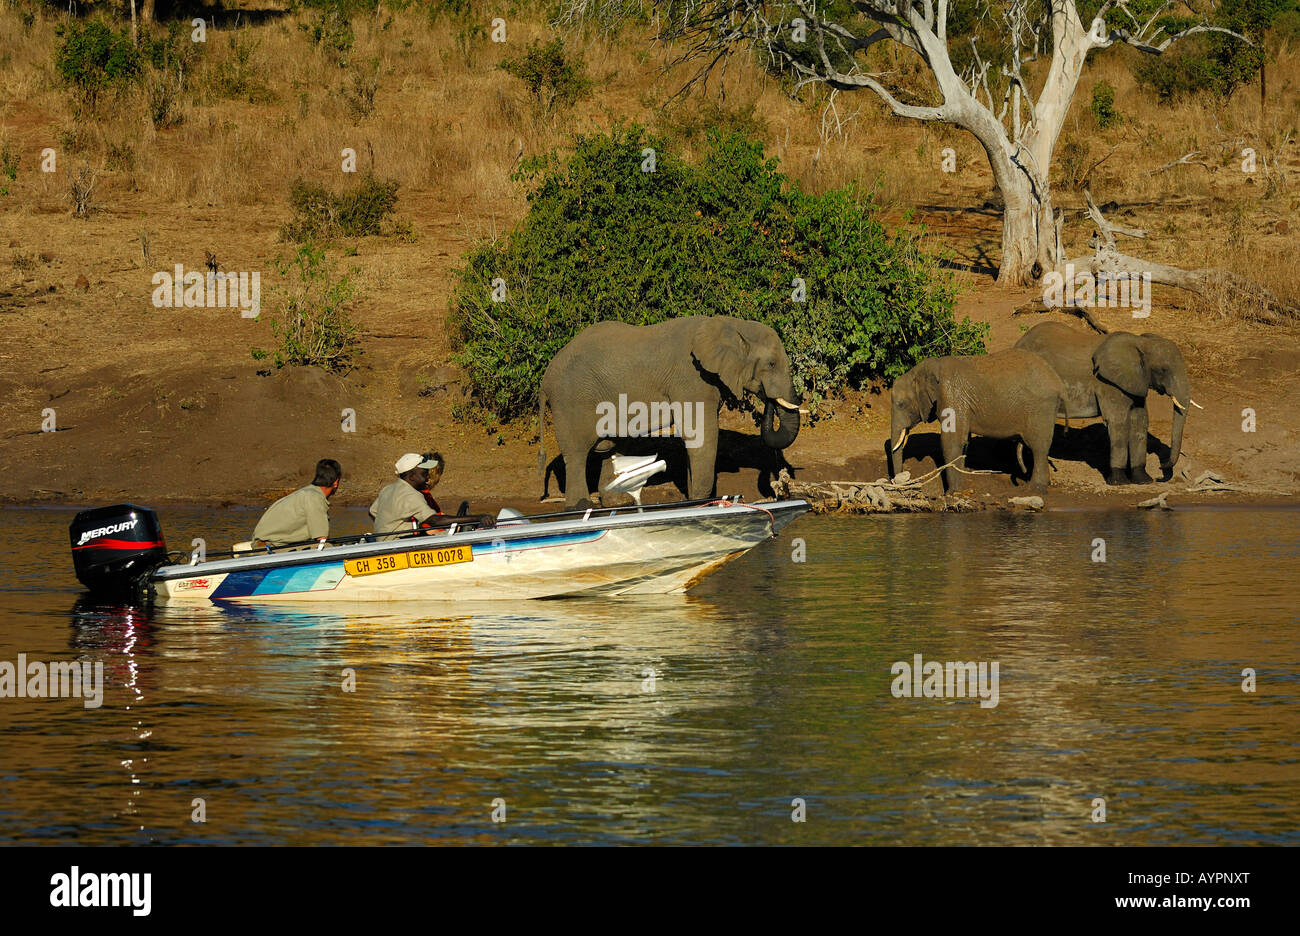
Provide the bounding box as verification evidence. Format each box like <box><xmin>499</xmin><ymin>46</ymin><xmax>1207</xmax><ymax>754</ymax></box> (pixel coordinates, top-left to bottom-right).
<box><xmin>345</xmin><ymin>545</ymin><xmax>474</xmax><ymax>577</ymax></box>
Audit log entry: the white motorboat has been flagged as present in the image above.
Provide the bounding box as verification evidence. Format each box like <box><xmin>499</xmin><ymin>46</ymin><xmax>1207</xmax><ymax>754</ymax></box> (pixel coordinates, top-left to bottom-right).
<box><xmin>68</xmin><ymin>496</ymin><xmax>809</xmax><ymax>604</ymax></box>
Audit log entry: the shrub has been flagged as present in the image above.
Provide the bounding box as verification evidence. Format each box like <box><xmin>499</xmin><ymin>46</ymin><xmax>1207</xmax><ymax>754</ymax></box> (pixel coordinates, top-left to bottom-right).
<box><xmin>252</xmin><ymin>243</ymin><xmax>359</xmax><ymax>372</ymax></box>
<box><xmin>1055</xmin><ymin>138</ymin><xmax>1093</xmax><ymax>190</ymax></box>
<box><xmin>1</xmin><ymin>144</ymin><xmax>18</xmax><ymax>183</ymax></box>
<box><xmin>282</xmin><ymin>172</ymin><xmax>400</xmax><ymax>241</ymax></box>
<box><xmin>54</xmin><ymin>19</ymin><xmax>143</xmax><ymax>113</ymax></box>
<box><xmin>449</xmin><ymin>124</ymin><xmax>982</xmax><ymax>421</ymax></box>
<box><xmin>1090</xmin><ymin>80</ymin><xmax>1120</xmax><ymax>129</ymax></box>
<box><xmin>301</xmin><ymin>7</ymin><xmax>356</xmax><ymax>67</ymax></box>
<box><xmin>341</xmin><ymin>57</ymin><xmax>380</xmax><ymax>122</ymax></box>
<box><xmin>499</xmin><ymin>38</ymin><xmax>592</xmax><ymax>112</ymax></box>
<box><xmin>1135</xmin><ymin>0</ymin><xmax>1294</xmax><ymax>101</ymax></box>
<box><xmin>212</xmin><ymin>30</ymin><xmax>275</xmax><ymax>103</ymax></box>
<box><xmin>147</xmin><ymin>73</ymin><xmax>184</xmax><ymax>129</ymax></box>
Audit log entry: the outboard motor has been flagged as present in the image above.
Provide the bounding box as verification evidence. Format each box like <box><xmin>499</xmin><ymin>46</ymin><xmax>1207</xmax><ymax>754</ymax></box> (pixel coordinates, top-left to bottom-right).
<box><xmin>69</xmin><ymin>504</ymin><xmax>167</xmax><ymax>597</ymax></box>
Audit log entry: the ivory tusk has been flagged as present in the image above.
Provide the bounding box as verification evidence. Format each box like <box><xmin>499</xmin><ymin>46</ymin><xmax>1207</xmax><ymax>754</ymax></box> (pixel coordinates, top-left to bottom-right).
<box><xmin>774</xmin><ymin>397</ymin><xmax>809</xmax><ymax>414</ymax></box>
<box><xmin>1171</xmin><ymin>396</ymin><xmax>1187</xmax><ymax>413</ymax></box>
<box><xmin>1190</xmin><ymin>398</ymin><xmax>1204</xmax><ymax>409</ymax></box>
<box><xmin>891</xmin><ymin>427</ymin><xmax>911</xmax><ymax>452</ymax></box>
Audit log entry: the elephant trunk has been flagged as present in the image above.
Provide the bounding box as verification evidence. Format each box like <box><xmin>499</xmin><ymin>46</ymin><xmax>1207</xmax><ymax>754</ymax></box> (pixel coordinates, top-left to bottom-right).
<box><xmin>760</xmin><ymin>397</ymin><xmax>800</xmax><ymax>449</ymax></box>
<box><xmin>1163</xmin><ymin>374</ymin><xmax>1190</xmax><ymax>477</ymax></box>
<box><xmin>1164</xmin><ymin>401</ymin><xmax>1187</xmax><ymax>478</ymax></box>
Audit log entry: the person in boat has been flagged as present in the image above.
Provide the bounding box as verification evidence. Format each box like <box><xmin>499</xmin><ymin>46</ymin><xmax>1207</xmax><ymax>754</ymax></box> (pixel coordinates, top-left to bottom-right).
<box><xmin>371</xmin><ymin>452</ymin><xmax>495</xmax><ymax>540</ymax></box>
<box><xmin>370</xmin><ymin>453</ymin><xmax>444</xmax><ymax>541</ymax></box>
<box><xmin>252</xmin><ymin>458</ymin><xmax>341</xmax><ymax>548</ymax></box>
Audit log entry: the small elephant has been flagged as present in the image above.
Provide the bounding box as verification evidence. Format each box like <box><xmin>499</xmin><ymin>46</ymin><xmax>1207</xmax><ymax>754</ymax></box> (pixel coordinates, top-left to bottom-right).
<box><xmin>888</xmin><ymin>349</ymin><xmax>1066</xmax><ymax>492</ymax></box>
<box><xmin>539</xmin><ymin>315</ymin><xmax>803</xmax><ymax>507</ymax></box>
<box><xmin>1016</xmin><ymin>322</ymin><xmax>1194</xmax><ymax>484</ymax></box>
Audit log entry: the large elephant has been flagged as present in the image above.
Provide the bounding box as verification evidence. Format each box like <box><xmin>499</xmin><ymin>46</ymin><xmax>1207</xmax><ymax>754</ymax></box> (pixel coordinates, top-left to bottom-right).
<box><xmin>539</xmin><ymin>315</ymin><xmax>802</xmax><ymax>507</ymax></box>
<box><xmin>888</xmin><ymin>349</ymin><xmax>1066</xmax><ymax>492</ymax></box>
<box><xmin>1015</xmin><ymin>322</ymin><xmax>1194</xmax><ymax>484</ymax></box>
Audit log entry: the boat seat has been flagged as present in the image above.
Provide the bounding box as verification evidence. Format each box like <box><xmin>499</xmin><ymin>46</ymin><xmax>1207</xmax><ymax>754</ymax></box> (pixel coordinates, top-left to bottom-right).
<box><xmin>605</xmin><ymin>455</ymin><xmax>666</xmax><ymax>505</ymax></box>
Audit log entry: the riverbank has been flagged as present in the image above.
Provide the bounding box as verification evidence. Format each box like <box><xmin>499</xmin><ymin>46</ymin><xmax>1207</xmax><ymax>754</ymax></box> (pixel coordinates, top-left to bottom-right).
<box><xmin>3</xmin><ymin>278</ymin><xmax>1296</xmax><ymax>512</ymax></box>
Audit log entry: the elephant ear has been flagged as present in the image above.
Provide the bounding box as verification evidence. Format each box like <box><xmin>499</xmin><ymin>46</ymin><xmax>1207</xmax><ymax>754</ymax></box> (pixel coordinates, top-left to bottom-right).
<box><xmin>693</xmin><ymin>317</ymin><xmax>750</xmax><ymax>400</ymax></box>
<box><xmin>1092</xmin><ymin>333</ymin><xmax>1150</xmax><ymax>398</ymax></box>
<box><xmin>911</xmin><ymin>359</ymin><xmax>942</xmax><ymax>421</ymax></box>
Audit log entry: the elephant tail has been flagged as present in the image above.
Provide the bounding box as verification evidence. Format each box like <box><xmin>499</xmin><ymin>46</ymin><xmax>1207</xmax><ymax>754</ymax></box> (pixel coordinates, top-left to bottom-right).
<box><xmin>1057</xmin><ymin>397</ymin><xmax>1071</xmax><ymax>434</ymax></box>
<box><xmin>537</xmin><ymin>388</ymin><xmax>549</xmax><ymax>500</ymax></box>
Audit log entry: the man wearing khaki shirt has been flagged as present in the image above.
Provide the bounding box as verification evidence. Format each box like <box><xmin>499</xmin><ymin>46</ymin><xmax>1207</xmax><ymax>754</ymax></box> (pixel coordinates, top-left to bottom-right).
<box><xmin>370</xmin><ymin>453</ymin><xmax>440</xmax><ymax>540</ymax></box>
<box><xmin>253</xmin><ymin>459</ymin><xmax>342</xmax><ymax>547</ymax></box>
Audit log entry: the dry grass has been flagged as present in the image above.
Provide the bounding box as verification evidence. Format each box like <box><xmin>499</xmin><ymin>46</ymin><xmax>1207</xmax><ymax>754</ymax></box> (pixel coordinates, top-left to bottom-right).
<box><xmin>1</xmin><ymin>3</ymin><xmax>1297</xmax><ymax>313</ymax></box>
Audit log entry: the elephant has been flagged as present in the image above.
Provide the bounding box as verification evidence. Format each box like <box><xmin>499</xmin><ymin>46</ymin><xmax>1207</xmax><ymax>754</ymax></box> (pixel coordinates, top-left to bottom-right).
<box><xmin>888</xmin><ymin>349</ymin><xmax>1067</xmax><ymax>492</ymax></box>
<box><xmin>538</xmin><ymin>315</ymin><xmax>803</xmax><ymax>507</ymax></box>
<box><xmin>1015</xmin><ymin>322</ymin><xmax>1195</xmax><ymax>484</ymax></box>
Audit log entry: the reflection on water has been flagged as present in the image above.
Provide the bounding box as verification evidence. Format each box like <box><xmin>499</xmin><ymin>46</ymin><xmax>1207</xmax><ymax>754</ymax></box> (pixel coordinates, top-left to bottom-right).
<box><xmin>0</xmin><ymin>506</ymin><xmax>1296</xmax><ymax>844</ymax></box>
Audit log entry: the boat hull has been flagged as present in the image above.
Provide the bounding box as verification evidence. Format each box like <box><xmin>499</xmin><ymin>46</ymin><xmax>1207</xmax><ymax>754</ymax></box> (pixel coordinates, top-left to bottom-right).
<box><xmin>151</xmin><ymin>499</ymin><xmax>808</xmax><ymax>603</ymax></box>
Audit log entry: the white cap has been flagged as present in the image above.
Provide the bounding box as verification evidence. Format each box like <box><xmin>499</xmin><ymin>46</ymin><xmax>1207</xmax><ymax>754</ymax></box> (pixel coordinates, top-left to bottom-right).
<box><xmin>395</xmin><ymin>453</ymin><xmax>439</xmax><ymax>474</ymax></box>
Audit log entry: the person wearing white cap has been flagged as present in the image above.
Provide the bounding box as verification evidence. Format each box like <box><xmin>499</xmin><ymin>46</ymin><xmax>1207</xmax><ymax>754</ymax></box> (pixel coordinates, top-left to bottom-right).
<box><xmin>369</xmin><ymin>453</ymin><xmax>441</xmax><ymax>540</ymax></box>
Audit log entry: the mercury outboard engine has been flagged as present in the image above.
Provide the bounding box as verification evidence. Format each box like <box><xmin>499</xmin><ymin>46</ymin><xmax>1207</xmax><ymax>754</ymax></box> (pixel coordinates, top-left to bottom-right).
<box><xmin>70</xmin><ymin>504</ymin><xmax>167</xmax><ymax>598</ymax></box>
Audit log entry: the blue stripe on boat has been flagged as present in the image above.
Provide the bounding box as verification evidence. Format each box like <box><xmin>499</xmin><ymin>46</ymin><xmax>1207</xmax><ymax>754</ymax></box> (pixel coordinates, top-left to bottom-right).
<box><xmin>205</xmin><ymin>530</ymin><xmax>605</xmax><ymax>599</ymax></box>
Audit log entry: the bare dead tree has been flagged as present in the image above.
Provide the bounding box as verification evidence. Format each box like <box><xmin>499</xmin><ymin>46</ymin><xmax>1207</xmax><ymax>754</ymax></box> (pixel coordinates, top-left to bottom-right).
<box><xmin>1071</xmin><ymin>188</ymin><xmax>1297</xmax><ymax>323</ymax></box>
<box><xmin>594</xmin><ymin>0</ymin><xmax>1253</xmax><ymax>291</ymax></box>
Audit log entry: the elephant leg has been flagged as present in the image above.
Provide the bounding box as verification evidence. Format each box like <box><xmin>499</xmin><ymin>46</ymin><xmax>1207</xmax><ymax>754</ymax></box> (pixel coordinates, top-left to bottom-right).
<box><xmin>1026</xmin><ymin>418</ymin><xmax>1055</xmax><ymax>491</ymax></box>
<box><xmin>939</xmin><ymin>418</ymin><xmax>968</xmax><ymax>492</ymax></box>
<box><xmin>1098</xmin><ymin>392</ymin><xmax>1131</xmax><ymax>485</ymax></box>
<box><xmin>562</xmin><ymin>452</ymin><xmax>593</xmax><ymax>506</ymax></box>
<box><xmin>685</xmin><ymin>413</ymin><xmax>719</xmax><ymax>499</ymax></box>
<box><xmin>1127</xmin><ymin>402</ymin><xmax>1153</xmax><ymax>484</ymax></box>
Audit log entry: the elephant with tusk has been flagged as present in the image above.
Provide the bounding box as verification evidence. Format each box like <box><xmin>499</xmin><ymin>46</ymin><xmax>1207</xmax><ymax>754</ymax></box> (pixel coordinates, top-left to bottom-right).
<box><xmin>538</xmin><ymin>315</ymin><xmax>803</xmax><ymax>507</ymax></box>
<box><xmin>887</xmin><ymin>349</ymin><xmax>1067</xmax><ymax>492</ymax></box>
<box><xmin>1016</xmin><ymin>322</ymin><xmax>1194</xmax><ymax>484</ymax></box>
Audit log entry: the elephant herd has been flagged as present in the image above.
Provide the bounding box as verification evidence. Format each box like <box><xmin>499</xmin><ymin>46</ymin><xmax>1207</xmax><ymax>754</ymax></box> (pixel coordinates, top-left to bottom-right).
<box><xmin>537</xmin><ymin>314</ymin><xmax>1194</xmax><ymax>505</ymax></box>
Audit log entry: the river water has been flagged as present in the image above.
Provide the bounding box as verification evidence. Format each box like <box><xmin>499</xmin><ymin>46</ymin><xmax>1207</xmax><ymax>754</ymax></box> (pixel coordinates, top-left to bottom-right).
<box><xmin>0</xmin><ymin>505</ymin><xmax>1296</xmax><ymax>845</ymax></box>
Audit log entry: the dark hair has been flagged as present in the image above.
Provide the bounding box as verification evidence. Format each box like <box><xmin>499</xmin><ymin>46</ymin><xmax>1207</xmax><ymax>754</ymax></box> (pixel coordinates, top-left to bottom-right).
<box><xmin>313</xmin><ymin>458</ymin><xmax>342</xmax><ymax>487</ymax></box>
<box><xmin>422</xmin><ymin>451</ymin><xmax>445</xmax><ymax>471</ymax></box>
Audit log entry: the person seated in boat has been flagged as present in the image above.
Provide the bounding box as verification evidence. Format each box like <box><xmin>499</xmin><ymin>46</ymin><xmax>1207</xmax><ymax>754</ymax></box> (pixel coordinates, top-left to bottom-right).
<box><xmin>252</xmin><ymin>458</ymin><xmax>341</xmax><ymax>548</ymax></box>
<box><xmin>371</xmin><ymin>453</ymin><xmax>444</xmax><ymax>541</ymax></box>
<box><xmin>372</xmin><ymin>452</ymin><xmax>495</xmax><ymax>540</ymax></box>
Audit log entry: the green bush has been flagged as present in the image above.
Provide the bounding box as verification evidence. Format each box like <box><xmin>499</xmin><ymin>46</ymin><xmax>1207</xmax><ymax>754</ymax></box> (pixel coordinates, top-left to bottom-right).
<box><xmin>1090</xmin><ymin>80</ymin><xmax>1120</xmax><ymax>129</ymax></box>
<box><xmin>282</xmin><ymin>172</ymin><xmax>400</xmax><ymax>241</ymax></box>
<box><xmin>252</xmin><ymin>243</ymin><xmax>359</xmax><ymax>372</ymax></box>
<box><xmin>301</xmin><ymin>7</ymin><xmax>356</xmax><ymax>66</ymax></box>
<box><xmin>54</xmin><ymin>19</ymin><xmax>144</xmax><ymax>113</ymax></box>
<box><xmin>1135</xmin><ymin>0</ymin><xmax>1295</xmax><ymax>101</ymax></box>
<box><xmin>499</xmin><ymin>37</ymin><xmax>592</xmax><ymax>112</ymax></box>
<box><xmin>212</xmin><ymin>30</ymin><xmax>275</xmax><ymax>103</ymax></box>
<box><xmin>1275</xmin><ymin>10</ymin><xmax>1300</xmax><ymax>40</ymax></box>
<box><xmin>1</xmin><ymin>144</ymin><xmax>18</xmax><ymax>182</ymax></box>
<box><xmin>449</xmin><ymin>124</ymin><xmax>983</xmax><ymax>421</ymax></box>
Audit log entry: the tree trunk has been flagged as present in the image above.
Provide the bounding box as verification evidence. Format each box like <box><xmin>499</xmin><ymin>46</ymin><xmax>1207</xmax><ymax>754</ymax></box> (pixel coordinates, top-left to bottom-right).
<box><xmin>141</xmin><ymin>0</ymin><xmax>155</xmax><ymax>26</ymax></box>
<box><xmin>977</xmin><ymin>130</ymin><xmax>1057</xmax><ymax>286</ymax></box>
